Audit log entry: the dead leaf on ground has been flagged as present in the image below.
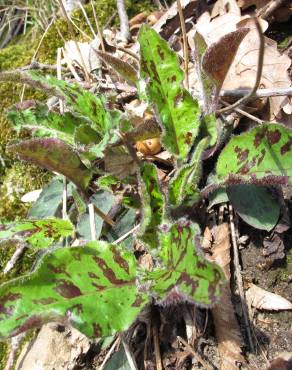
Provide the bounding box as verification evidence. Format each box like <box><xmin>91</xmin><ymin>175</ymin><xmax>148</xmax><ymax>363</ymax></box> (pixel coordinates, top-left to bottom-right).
<box><xmin>246</xmin><ymin>283</ymin><xmax>292</xmax><ymax>311</ymax></box>
<box><xmin>263</xmin><ymin>233</ymin><xmax>285</xmax><ymax>262</ymax></box>
<box><xmin>207</xmin><ymin>223</ymin><xmax>246</xmax><ymax>370</ymax></box>
<box><xmin>104</xmin><ymin>147</ymin><xmax>138</xmax><ymax>179</ymax></box>
<box><xmin>63</xmin><ymin>37</ymin><xmax>101</xmax><ymax>73</ymax></box>
<box><xmin>195</xmin><ymin>12</ymin><xmax>292</xmax><ymax>119</ymax></box>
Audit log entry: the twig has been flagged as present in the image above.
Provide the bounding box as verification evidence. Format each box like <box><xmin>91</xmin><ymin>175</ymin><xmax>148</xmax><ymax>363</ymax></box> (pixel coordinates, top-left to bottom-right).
<box><xmin>32</xmin><ymin>16</ymin><xmax>55</xmax><ymax>61</ymax></box>
<box><xmin>3</xmin><ymin>243</ymin><xmax>26</xmax><ymax>274</ymax></box>
<box><xmin>177</xmin><ymin>336</ymin><xmax>214</xmax><ymax>370</ymax></box>
<box><xmin>220</xmin><ymin>86</ymin><xmax>292</xmax><ymax>98</ymax></box>
<box><xmin>228</xmin><ymin>204</ymin><xmax>255</xmax><ymax>352</ymax></box>
<box><xmin>220</xmin><ymin>100</ymin><xmax>264</xmax><ymax>124</ymax></box>
<box><xmin>57</xmin><ymin>0</ymin><xmax>91</xmax><ymax>81</ymax></box>
<box><xmin>99</xmin><ymin>336</ymin><xmax>121</xmax><ymax>370</ymax></box>
<box><xmin>88</xmin><ymin>203</ymin><xmax>97</xmax><ymax>241</ymax></box>
<box><xmin>216</xmin><ymin>18</ymin><xmax>264</xmax><ymax>115</ymax></box>
<box><xmin>78</xmin><ymin>0</ymin><xmax>97</xmax><ymax>38</ymax></box>
<box><xmin>113</xmin><ymin>224</ymin><xmax>140</xmax><ymax>245</ymax></box>
<box><xmin>116</xmin><ymin>0</ymin><xmax>131</xmax><ymax>42</ymax></box>
<box><xmin>4</xmin><ymin>333</ymin><xmax>26</xmax><ymax>370</ymax></box>
<box><xmin>177</xmin><ymin>0</ymin><xmax>189</xmax><ymax>89</ymax></box>
<box><xmin>91</xmin><ymin>0</ymin><xmax>105</xmax><ymax>52</ymax></box>
<box><xmin>152</xmin><ymin>320</ymin><xmax>163</xmax><ymax>370</ymax></box>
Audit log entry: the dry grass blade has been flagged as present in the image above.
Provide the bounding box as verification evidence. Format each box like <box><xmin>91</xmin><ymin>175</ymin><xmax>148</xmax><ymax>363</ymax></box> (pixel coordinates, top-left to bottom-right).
<box><xmin>208</xmin><ymin>223</ymin><xmax>246</xmax><ymax>370</ymax></box>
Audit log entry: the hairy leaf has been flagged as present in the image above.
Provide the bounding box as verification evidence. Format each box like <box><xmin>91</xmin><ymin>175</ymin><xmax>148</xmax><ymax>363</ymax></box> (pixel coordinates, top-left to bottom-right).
<box><xmin>0</xmin><ymin>218</ymin><xmax>73</xmax><ymax>249</ymax></box>
<box><xmin>227</xmin><ymin>185</ymin><xmax>280</xmax><ymax>231</ymax></box>
<box><xmin>216</xmin><ymin>123</ymin><xmax>292</xmax><ymax>185</ymax></box>
<box><xmin>138</xmin><ymin>163</ymin><xmax>165</xmax><ymax>249</ymax></box>
<box><xmin>202</xmin><ymin>28</ymin><xmax>249</xmax><ymax>90</ymax></box>
<box><xmin>168</xmin><ymin>137</ymin><xmax>209</xmax><ymax>206</ymax></box>
<box><xmin>29</xmin><ymin>72</ymin><xmax>120</xmax><ymax>137</ymax></box>
<box><xmin>149</xmin><ymin>219</ymin><xmax>224</xmax><ymax>306</ymax></box>
<box><xmin>0</xmin><ymin>242</ymin><xmax>148</xmax><ymax>339</ymax></box>
<box><xmin>9</xmin><ymin>138</ymin><xmax>92</xmax><ymax>190</ymax></box>
<box><xmin>7</xmin><ymin>102</ymin><xmax>85</xmax><ymax>145</ymax></box>
<box><xmin>138</xmin><ymin>25</ymin><xmax>200</xmax><ymax>161</ymax></box>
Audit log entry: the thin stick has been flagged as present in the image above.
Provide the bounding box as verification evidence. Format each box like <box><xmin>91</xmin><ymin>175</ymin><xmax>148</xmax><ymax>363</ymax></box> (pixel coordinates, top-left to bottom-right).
<box><xmin>152</xmin><ymin>322</ymin><xmax>163</xmax><ymax>370</ymax></box>
<box><xmin>258</xmin><ymin>0</ymin><xmax>287</xmax><ymax>19</ymax></box>
<box><xmin>113</xmin><ymin>224</ymin><xmax>140</xmax><ymax>245</ymax></box>
<box><xmin>116</xmin><ymin>0</ymin><xmax>131</xmax><ymax>42</ymax></box>
<box><xmin>99</xmin><ymin>336</ymin><xmax>121</xmax><ymax>370</ymax></box>
<box><xmin>220</xmin><ymin>100</ymin><xmax>264</xmax><ymax>124</ymax></box>
<box><xmin>121</xmin><ymin>336</ymin><xmax>138</xmax><ymax>370</ymax></box>
<box><xmin>220</xmin><ymin>86</ymin><xmax>292</xmax><ymax>98</ymax></box>
<box><xmin>57</xmin><ymin>0</ymin><xmax>91</xmax><ymax>81</ymax></box>
<box><xmin>91</xmin><ymin>0</ymin><xmax>105</xmax><ymax>52</ymax></box>
<box><xmin>88</xmin><ymin>203</ymin><xmax>97</xmax><ymax>241</ymax></box>
<box><xmin>3</xmin><ymin>243</ymin><xmax>26</xmax><ymax>274</ymax></box>
<box><xmin>78</xmin><ymin>0</ymin><xmax>97</xmax><ymax>38</ymax></box>
<box><xmin>177</xmin><ymin>336</ymin><xmax>214</xmax><ymax>370</ymax></box>
<box><xmin>177</xmin><ymin>0</ymin><xmax>189</xmax><ymax>89</ymax></box>
<box><xmin>229</xmin><ymin>204</ymin><xmax>255</xmax><ymax>352</ymax></box>
<box><xmin>217</xmin><ymin>17</ymin><xmax>264</xmax><ymax>114</ymax></box>
<box><xmin>32</xmin><ymin>16</ymin><xmax>55</xmax><ymax>61</ymax></box>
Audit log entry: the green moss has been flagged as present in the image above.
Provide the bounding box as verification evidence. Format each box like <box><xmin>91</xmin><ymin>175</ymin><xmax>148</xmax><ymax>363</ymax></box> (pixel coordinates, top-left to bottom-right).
<box><xmin>0</xmin><ymin>162</ymin><xmax>51</xmax><ymax>222</ymax></box>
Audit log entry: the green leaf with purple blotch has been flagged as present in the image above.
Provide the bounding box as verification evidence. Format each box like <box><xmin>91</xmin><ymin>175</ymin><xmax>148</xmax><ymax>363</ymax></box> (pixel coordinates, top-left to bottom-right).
<box><xmin>138</xmin><ymin>163</ymin><xmax>165</xmax><ymax>249</ymax></box>
<box><xmin>0</xmin><ymin>218</ymin><xmax>73</xmax><ymax>249</ymax></box>
<box><xmin>138</xmin><ymin>25</ymin><xmax>200</xmax><ymax>161</ymax></box>
<box><xmin>0</xmin><ymin>242</ymin><xmax>148</xmax><ymax>339</ymax></box>
<box><xmin>6</xmin><ymin>101</ymin><xmax>87</xmax><ymax>145</ymax></box>
<box><xmin>28</xmin><ymin>72</ymin><xmax>120</xmax><ymax>137</ymax></box>
<box><xmin>8</xmin><ymin>138</ymin><xmax>92</xmax><ymax>190</ymax></box>
<box><xmin>148</xmin><ymin>219</ymin><xmax>224</xmax><ymax>306</ymax></box>
<box><xmin>216</xmin><ymin>123</ymin><xmax>292</xmax><ymax>185</ymax></box>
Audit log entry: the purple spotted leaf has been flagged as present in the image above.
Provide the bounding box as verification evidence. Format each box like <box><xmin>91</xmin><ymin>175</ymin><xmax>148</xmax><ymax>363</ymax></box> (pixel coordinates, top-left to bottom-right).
<box><xmin>8</xmin><ymin>138</ymin><xmax>92</xmax><ymax>190</ymax></box>
<box><xmin>216</xmin><ymin>123</ymin><xmax>292</xmax><ymax>186</ymax></box>
<box><xmin>148</xmin><ymin>219</ymin><xmax>224</xmax><ymax>306</ymax></box>
<box><xmin>0</xmin><ymin>242</ymin><xmax>148</xmax><ymax>339</ymax></box>
<box><xmin>0</xmin><ymin>218</ymin><xmax>74</xmax><ymax>249</ymax></box>
<box><xmin>138</xmin><ymin>25</ymin><xmax>201</xmax><ymax>161</ymax></box>
<box><xmin>202</xmin><ymin>28</ymin><xmax>249</xmax><ymax>91</ymax></box>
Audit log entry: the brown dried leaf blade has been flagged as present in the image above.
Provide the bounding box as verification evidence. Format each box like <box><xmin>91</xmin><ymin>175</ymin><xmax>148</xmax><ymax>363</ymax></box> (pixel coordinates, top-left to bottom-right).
<box><xmin>208</xmin><ymin>223</ymin><xmax>246</xmax><ymax>370</ymax></box>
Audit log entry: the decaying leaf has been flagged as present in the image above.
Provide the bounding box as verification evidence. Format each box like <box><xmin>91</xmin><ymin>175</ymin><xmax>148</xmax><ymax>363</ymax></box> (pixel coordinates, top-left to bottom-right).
<box><xmin>104</xmin><ymin>146</ymin><xmax>138</xmax><ymax>179</ymax></box>
<box><xmin>64</xmin><ymin>38</ymin><xmax>101</xmax><ymax>73</ymax></box>
<box><xmin>208</xmin><ymin>223</ymin><xmax>246</xmax><ymax>370</ymax></box>
<box><xmin>246</xmin><ymin>283</ymin><xmax>292</xmax><ymax>311</ymax></box>
<box><xmin>196</xmin><ymin>13</ymin><xmax>291</xmax><ymax>118</ymax></box>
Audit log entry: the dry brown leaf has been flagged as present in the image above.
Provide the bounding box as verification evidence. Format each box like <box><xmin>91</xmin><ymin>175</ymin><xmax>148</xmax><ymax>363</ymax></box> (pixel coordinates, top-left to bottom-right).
<box><xmin>196</xmin><ymin>13</ymin><xmax>292</xmax><ymax>119</ymax></box>
<box><xmin>104</xmin><ymin>147</ymin><xmax>138</xmax><ymax>179</ymax></box>
<box><xmin>63</xmin><ymin>38</ymin><xmax>101</xmax><ymax>73</ymax></box>
<box><xmin>246</xmin><ymin>283</ymin><xmax>292</xmax><ymax>311</ymax></box>
<box><xmin>208</xmin><ymin>223</ymin><xmax>246</xmax><ymax>370</ymax></box>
